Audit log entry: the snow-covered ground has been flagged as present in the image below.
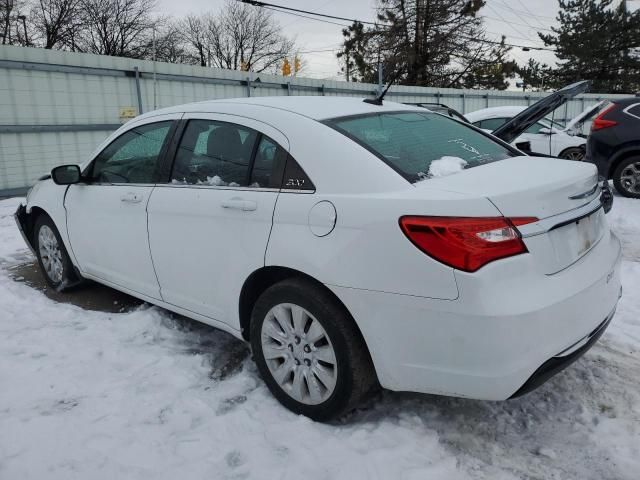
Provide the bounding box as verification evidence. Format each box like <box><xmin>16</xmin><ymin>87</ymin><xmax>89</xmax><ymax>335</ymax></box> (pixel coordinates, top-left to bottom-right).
<box><xmin>1</xmin><ymin>194</ymin><xmax>639</xmax><ymax>480</ymax></box>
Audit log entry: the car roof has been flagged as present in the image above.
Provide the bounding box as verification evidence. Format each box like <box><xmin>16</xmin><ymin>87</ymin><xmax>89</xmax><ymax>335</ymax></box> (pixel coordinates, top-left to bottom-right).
<box><xmin>465</xmin><ymin>106</ymin><xmax>526</xmax><ymax>122</ymax></box>
<box><xmin>614</xmin><ymin>97</ymin><xmax>640</xmax><ymax>106</ymax></box>
<box><xmin>141</xmin><ymin>96</ymin><xmax>421</xmax><ymax>122</ymax></box>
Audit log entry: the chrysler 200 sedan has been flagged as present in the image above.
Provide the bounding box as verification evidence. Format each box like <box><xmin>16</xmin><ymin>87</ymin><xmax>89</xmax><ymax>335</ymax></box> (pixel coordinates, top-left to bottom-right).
<box><xmin>15</xmin><ymin>96</ymin><xmax>622</xmax><ymax>421</ymax></box>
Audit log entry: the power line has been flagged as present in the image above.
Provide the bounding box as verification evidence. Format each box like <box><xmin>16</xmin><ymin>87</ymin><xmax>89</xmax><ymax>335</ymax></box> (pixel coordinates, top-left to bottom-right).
<box><xmin>493</xmin><ymin>0</ymin><xmax>556</xmax><ymax>22</ymax></box>
<box><xmin>486</xmin><ymin>3</ymin><xmax>537</xmax><ymax>40</ymax></box>
<box><xmin>244</xmin><ymin>0</ymin><xmax>378</xmax><ymax>26</ymax></box>
<box><xmin>483</xmin><ymin>13</ymin><xmax>555</xmax><ymax>33</ymax></box>
<box><xmin>515</xmin><ymin>0</ymin><xmax>555</xmax><ymax>26</ymax></box>
<box><xmin>263</xmin><ymin>6</ymin><xmax>350</xmax><ymax>27</ymax></box>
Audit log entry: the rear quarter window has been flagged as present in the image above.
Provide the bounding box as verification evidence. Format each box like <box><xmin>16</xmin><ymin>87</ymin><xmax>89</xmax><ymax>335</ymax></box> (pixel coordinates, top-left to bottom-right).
<box><xmin>328</xmin><ymin>111</ymin><xmax>514</xmax><ymax>183</ymax></box>
<box><xmin>625</xmin><ymin>103</ymin><xmax>640</xmax><ymax>120</ymax></box>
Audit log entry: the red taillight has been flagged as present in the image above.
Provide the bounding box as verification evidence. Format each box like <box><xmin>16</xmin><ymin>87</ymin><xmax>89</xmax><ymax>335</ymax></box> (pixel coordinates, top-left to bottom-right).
<box><xmin>591</xmin><ymin>104</ymin><xmax>618</xmax><ymax>131</ymax></box>
<box><xmin>399</xmin><ymin>216</ymin><xmax>538</xmax><ymax>272</ymax></box>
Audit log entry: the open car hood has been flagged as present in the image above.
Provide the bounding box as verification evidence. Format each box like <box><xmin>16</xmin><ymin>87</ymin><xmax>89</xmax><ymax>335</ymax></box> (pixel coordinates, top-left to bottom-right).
<box><xmin>491</xmin><ymin>80</ymin><xmax>591</xmax><ymax>144</ymax></box>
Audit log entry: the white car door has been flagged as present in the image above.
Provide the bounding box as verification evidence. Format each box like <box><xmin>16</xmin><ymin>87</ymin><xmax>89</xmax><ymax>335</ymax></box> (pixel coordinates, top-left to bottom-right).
<box><xmin>146</xmin><ymin>113</ymin><xmax>289</xmax><ymax>327</ymax></box>
<box><xmin>65</xmin><ymin>116</ymin><xmax>179</xmax><ymax>299</ymax></box>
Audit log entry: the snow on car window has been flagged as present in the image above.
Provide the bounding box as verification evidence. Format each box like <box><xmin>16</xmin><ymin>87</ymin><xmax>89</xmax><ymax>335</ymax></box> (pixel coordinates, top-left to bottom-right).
<box><xmin>329</xmin><ymin>111</ymin><xmax>514</xmax><ymax>183</ymax></box>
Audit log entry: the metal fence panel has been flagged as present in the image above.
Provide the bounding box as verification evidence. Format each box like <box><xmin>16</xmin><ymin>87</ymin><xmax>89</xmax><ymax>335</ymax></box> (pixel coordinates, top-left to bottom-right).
<box><xmin>0</xmin><ymin>45</ymin><xmax>630</xmax><ymax>194</ymax></box>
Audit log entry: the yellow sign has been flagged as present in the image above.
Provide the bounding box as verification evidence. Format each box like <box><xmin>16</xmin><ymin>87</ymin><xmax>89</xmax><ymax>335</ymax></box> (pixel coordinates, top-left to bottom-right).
<box><xmin>119</xmin><ymin>107</ymin><xmax>137</xmax><ymax>121</ymax></box>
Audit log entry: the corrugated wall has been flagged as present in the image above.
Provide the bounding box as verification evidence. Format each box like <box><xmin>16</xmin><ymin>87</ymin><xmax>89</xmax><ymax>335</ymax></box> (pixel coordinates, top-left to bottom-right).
<box><xmin>0</xmin><ymin>45</ymin><xmax>629</xmax><ymax>194</ymax></box>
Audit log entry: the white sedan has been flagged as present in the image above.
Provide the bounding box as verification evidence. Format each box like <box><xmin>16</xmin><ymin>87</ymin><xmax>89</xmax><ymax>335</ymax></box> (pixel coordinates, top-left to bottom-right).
<box><xmin>466</xmin><ymin>106</ymin><xmax>587</xmax><ymax>160</ymax></box>
<box><xmin>15</xmin><ymin>97</ymin><xmax>622</xmax><ymax>421</ymax></box>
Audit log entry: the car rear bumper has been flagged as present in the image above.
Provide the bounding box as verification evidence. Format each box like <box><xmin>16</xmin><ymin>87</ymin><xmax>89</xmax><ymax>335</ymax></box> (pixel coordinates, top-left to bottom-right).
<box><xmin>509</xmin><ymin>309</ymin><xmax>614</xmax><ymax>398</ymax></box>
<box><xmin>329</xmin><ymin>229</ymin><xmax>622</xmax><ymax>400</ymax></box>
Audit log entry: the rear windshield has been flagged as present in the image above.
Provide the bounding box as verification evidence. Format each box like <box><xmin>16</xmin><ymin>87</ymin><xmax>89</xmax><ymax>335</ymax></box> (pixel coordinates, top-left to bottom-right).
<box><xmin>328</xmin><ymin>111</ymin><xmax>515</xmax><ymax>183</ymax></box>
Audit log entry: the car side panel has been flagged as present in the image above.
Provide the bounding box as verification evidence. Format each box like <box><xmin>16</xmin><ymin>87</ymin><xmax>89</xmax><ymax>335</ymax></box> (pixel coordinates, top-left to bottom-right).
<box><xmin>266</xmin><ymin>188</ymin><xmax>502</xmax><ymax>300</ymax></box>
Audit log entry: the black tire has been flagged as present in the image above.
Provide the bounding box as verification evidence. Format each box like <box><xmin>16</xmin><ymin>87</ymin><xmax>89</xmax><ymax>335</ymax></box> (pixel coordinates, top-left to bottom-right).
<box><xmin>33</xmin><ymin>214</ymin><xmax>79</xmax><ymax>290</ymax></box>
<box><xmin>613</xmin><ymin>156</ymin><xmax>640</xmax><ymax>199</ymax></box>
<box><xmin>250</xmin><ymin>277</ymin><xmax>377</xmax><ymax>421</ymax></box>
<box><xmin>559</xmin><ymin>147</ymin><xmax>585</xmax><ymax>161</ymax></box>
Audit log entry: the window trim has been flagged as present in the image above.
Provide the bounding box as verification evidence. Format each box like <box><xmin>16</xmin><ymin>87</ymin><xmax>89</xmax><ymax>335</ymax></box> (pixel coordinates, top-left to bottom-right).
<box><xmin>82</xmin><ymin>119</ymin><xmax>178</xmax><ymax>186</ymax></box>
<box><xmin>323</xmin><ymin>110</ymin><xmax>521</xmax><ymax>184</ymax></box>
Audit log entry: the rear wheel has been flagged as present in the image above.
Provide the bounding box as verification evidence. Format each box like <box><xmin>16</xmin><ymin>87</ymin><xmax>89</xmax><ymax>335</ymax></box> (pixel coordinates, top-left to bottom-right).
<box><xmin>613</xmin><ymin>156</ymin><xmax>640</xmax><ymax>199</ymax></box>
<box><xmin>33</xmin><ymin>215</ymin><xmax>78</xmax><ymax>290</ymax></box>
<box><xmin>250</xmin><ymin>278</ymin><xmax>376</xmax><ymax>421</ymax></box>
<box><xmin>559</xmin><ymin>147</ymin><xmax>585</xmax><ymax>161</ymax></box>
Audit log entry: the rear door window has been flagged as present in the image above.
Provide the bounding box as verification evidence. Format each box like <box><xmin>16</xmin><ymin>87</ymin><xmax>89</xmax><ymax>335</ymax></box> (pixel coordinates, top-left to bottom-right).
<box><xmin>328</xmin><ymin>111</ymin><xmax>514</xmax><ymax>183</ymax></box>
<box><xmin>171</xmin><ymin>120</ymin><xmax>258</xmax><ymax>186</ymax></box>
<box><xmin>251</xmin><ymin>136</ymin><xmax>287</xmax><ymax>188</ymax></box>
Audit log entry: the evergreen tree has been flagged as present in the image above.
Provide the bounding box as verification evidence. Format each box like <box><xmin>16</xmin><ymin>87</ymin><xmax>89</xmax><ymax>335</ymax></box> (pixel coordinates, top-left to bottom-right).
<box><xmin>462</xmin><ymin>37</ymin><xmax>518</xmax><ymax>90</ymax></box>
<box><xmin>337</xmin><ymin>0</ymin><xmax>514</xmax><ymax>88</ymax></box>
<box><xmin>516</xmin><ymin>58</ymin><xmax>554</xmax><ymax>91</ymax></box>
<box><xmin>539</xmin><ymin>0</ymin><xmax>640</xmax><ymax>93</ymax></box>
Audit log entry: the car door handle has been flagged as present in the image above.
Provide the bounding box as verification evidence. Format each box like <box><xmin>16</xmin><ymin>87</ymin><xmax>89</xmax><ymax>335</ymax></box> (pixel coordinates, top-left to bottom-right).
<box><xmin>120</xmin><ymin>192</ymin><xmax>143</xmax><ymax>204</ymax></box>
<box><xmin>221</xmin><ymin>198</ymin><xmax>257</xmax><ymax>211</ymax></box>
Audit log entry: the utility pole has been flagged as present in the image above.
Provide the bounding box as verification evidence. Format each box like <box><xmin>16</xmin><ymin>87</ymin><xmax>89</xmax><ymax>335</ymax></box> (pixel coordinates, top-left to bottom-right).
<box><xmin>345</xmin><ymin>51</ymin><xmax>350</xmax><ymax>82</ymax></box>
<box><xmin>17</xmin><ymin>14</ymin><xmax>27</xmax><ymax>46</ymax></box>
<box><xmin>152</xmin><ymin>26</ymin><xmax>157</xmax><ymax>110</ymax></box>
<box><xmin>622</xmin><ymin>0</ymin><xmax>629</xmax><ymax>91</ymax></box>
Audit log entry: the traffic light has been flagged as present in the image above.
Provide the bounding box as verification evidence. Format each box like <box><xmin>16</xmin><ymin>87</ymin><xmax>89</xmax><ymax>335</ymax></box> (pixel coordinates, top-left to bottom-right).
<box><xmin>294</xmin><ymin>56</ymin><xmax>301</xmax><ymax>75</ymax></box>
<box><xmin>282</xmin><ymin>58</ymin><xmax>291</xmax><ymax>76</ymax></box>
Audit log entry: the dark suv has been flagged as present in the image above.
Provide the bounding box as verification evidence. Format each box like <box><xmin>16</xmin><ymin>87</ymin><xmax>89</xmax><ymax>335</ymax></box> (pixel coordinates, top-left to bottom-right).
<box><xmin>585</xmin><ymin>97</ymin><xmax>640</xmax><ymax>198</ymax></box>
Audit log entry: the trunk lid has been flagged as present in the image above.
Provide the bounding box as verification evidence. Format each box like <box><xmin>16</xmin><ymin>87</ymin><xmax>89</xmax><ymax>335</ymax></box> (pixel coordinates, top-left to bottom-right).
<box><xmin>420</xmin><ymin>156</ymin><xmax>604</xmax><ymax>273</ymax></box>
<box><xmin>491</xmin><ymin>80</ymin><xmax>590</xmax><ymax>144</ymax></box>
<box><xmin>423</xmin><ymin>156</ymin><xmax>599</xmax><ymax>219</ymax></box>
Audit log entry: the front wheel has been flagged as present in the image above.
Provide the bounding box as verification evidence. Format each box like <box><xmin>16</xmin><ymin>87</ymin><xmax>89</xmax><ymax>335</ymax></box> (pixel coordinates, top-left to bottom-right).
<box><xmin>250</xmin><ymin>278</ymin><xmax>377</xmax><ymax>421</ymax></box>
<box><xmin>613</xmin><ymin>157</ymin><xmax>640</xmax><ymax>199</ymax></box>
<box><xmin>34</xmin><ymin>215</ymin><xmax>78</xmax><ymax>290</ymax></box>
<box><xmin>559</xmin><ymin>147</ymin><xmax>585</xmax><ymax>161</ymax></box>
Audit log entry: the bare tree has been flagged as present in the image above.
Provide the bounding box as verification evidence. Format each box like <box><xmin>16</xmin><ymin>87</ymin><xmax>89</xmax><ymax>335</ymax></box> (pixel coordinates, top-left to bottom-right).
<box><xmin>31</xmin><ymin>0</ymin><xmax>82</xmax><ymax>49</ymax></box>
<box><xmin>74</xmin><ymin>0</ymin><xmax>158</xmax><ymax>57</ymax></box>
<box><xmin>206</xmin><ymin>1</ymin><xmax>294</xmax><ymax>73</ymax></box>
<box><xmin>1</xmin><ymin>0</ymin><xmax>27</xmax><ymax>45</ymax></box>
<box><xmin>151</xmin><ymin>22</ymin><xmax>197</xmax><ymax>65</ymax></box>
<box><xmin>178</xmin><ymin>14</ymin><xmax>211</xmax><ymax>67</ymax></box>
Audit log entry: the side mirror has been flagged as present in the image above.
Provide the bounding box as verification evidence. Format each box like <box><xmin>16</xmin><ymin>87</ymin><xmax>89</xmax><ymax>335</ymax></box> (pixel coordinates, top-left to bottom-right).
<box><xmin>51</xmin><ymin>164</ymin><xmax>82</xmax><ymax>185</ymax></box>
<box><xmin>538</xmin><ymin>127</ymin><xmax>555</xmax><ymax>135</ymax></box>
<box><xmin>515</xmin><ymin>141</ymin><xmax>532</xmax><ymax>153</ymax></box>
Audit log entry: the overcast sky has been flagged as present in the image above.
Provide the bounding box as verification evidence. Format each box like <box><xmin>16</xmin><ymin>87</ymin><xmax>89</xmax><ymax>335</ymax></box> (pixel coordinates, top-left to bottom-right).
<box><xmin>156</xmin><ymin>0</ymin><xmax>632</xmax><ymax>83</ymax></box>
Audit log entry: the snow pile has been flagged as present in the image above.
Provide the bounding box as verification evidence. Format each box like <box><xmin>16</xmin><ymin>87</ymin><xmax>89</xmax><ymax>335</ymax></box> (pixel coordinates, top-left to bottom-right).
<box><xmin>0</xmin><ymin>192</ymin><xmax>639</xmax><ymax>479</ymax></box>
<box><xmin>427</xmin><ymin>156</ymin><xmax>468</xmax><ymax>178</ymax></box>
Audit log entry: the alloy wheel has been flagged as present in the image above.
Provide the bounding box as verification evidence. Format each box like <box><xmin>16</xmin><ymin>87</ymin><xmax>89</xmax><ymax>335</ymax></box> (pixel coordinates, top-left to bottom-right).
<box><xmin>260</xmin><ymin>303</ymin><xmax>338</xmax><ymax>405</ymax></box>
<box><xmin>564</xmin><ymin>149</ymin><xmax>584</xmax><ymax>161</ymax></box>
<box><xmin>38</xmin><ymin>225</ymin><xmax>64</xmax><ymax>284</ymax></box>
<box><xmin>620</xmin><ymin>161</ymin><xmax>640</xmax><ymax>195</ymax></box>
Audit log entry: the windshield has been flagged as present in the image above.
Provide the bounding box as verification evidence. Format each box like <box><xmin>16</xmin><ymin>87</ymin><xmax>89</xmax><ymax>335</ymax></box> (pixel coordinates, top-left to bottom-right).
<box><xmin>328</xmin><ymin>111</ymin><xmax>514</xmax><ymax>183</ymax></box>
